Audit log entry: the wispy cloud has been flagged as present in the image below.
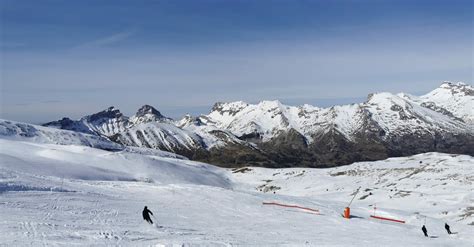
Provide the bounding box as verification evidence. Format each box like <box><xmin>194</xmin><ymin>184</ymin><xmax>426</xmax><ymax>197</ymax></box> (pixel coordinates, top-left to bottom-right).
<box><xmin>74</xmin><ymin>30</ymin><xmax>135</xmax><ymax>49</ymax></box>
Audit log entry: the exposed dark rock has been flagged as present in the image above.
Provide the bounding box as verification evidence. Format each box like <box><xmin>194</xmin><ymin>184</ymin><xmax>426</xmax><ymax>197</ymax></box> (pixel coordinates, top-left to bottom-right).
<box><xmin>135</xmin><ymin>105</ymin><xmax>166</xmax><ymax>119</ymax></box>
<box><xmin>420</xmin><ymin>102</ymin><xmax>463</xmax><ymax>121</ymax></box>
<box><xmin>87</xmin><ymin>106</ymin><xmax>124</xmax><ymax>122</ymax></box>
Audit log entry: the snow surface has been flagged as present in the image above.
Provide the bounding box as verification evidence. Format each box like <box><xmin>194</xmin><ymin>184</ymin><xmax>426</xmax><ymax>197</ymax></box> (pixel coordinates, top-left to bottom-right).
<box><xmin>1</xmin><ymin>135</ymin><xmax>473</xmax><ymax>245</ymax></box>
<box><xmin>419</xmin><ymin>82</ymin><xmax>474</xmax><ymax>124</ymax></box>
<box><xmin>116</xmin><ymin>122</ymin><xmax>203</xmax><ymax>152</ymax></box>
<box><xmin>0</xmin><ymin>119</ymin><xmax>122</xmax><ymax>150</ymax></box>
<box><xmin>364</xmin><ymin>92</ymin><xmax>468</xmax><ymax>135</ymax></box>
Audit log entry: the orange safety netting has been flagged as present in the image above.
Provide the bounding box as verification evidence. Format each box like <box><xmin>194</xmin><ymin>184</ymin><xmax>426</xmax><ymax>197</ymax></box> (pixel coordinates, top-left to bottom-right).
<box><xmin>262</xmin><ymin>202</ymin><xmax>320</xmax><ymax>214</ymax></box>
<box><xmin>370</xmin><ymin>215</ymin><xmax>405</xmax><ymax>223</ymax></box>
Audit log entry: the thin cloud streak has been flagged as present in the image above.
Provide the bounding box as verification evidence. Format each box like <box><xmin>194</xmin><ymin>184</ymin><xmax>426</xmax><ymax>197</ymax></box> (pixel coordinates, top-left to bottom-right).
<box><xmin>73</xmin><ymin>30</ymin><xmax>136</xmax><ymax>49</ymax></box>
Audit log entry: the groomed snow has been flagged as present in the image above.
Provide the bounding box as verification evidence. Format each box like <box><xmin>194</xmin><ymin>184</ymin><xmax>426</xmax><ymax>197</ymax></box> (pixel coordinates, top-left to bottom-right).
<box><xmin>1</xmin><ymin>137</ymin><xmax>473</xmax><ymax>246</ymax></box>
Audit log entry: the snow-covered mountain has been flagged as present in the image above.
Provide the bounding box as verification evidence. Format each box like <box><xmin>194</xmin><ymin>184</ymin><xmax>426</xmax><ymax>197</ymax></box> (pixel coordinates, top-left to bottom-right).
<box><xmin>128</xmin><ymin>104</ymin><xmax>172</xmax><ymax>126</ymax></box>
<box><xmin>203</xmin><ymin>83</ymin><xmax>472</xmax><ymax>142</ymax></box>
<box><xmin>195</xmin><ymin>82</ymin><xmax>473</xmax><ymax>166</ymax></box>
<box><xmin>404</xmin><ymin>82</ymin><xmax>473</xmax><ymax>124</ymax></box>
<box><xmin>110</xmin><ymin>122</ymin><xmax>203</xmax><ymax>153</ymax></box>
<box><xmin>43</xmin><ymin>82</ymin><xmax>474</xmax><ymax>168</ymax></box>
<box><xmin>43</xmin><ymin>106</ymin><xmax>129</xmax><ymax>136</ymax></box>
<box><xmin>0</xmin><ymin>119</ymin><xmax>122</xmax><ymax>150</ymax></box>
<box><xmin>44</xmin><ymin>105</ymin><xmax>261</xmax><ymax>164</ymax></box>
<box><xmin>44</xmin><ymin>105</ymin><xmax>208</xmax><ymax>154</ymax></box>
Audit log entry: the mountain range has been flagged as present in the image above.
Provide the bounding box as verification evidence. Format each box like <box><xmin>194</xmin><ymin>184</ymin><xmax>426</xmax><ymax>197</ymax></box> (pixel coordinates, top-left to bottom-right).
<box><xmin>43</xmin><ymin>82</ymin><xmax>474</xmax><ymax>168</ymax></box>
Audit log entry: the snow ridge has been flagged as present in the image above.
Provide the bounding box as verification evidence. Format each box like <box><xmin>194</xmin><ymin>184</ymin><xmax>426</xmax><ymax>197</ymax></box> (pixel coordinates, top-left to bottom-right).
<box><xmin>203</xmin><ymin>83</ymin><xmax>472</xmax><ymax>142</ymax></box>
<box><xmin>0</xmin><ymin>119</ymin><xmax>122</xmax><ymax>150</ymax></box>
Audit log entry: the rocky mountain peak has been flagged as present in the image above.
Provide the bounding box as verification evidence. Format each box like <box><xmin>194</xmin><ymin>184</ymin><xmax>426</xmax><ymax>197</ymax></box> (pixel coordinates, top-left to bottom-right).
<box><xmin>128</xmin><ymin>105</ymin><xmax>170</xmax><ymax>126</ymax></box>
<box><xmin>43</xmin><ymin>117</ymin><xmax>75</xmax><ymax>130</ymax></box>
<box><xmin>85</xmin><ymin>106</ymin><xmax>125</xmax><ymax>122</ymax></box>
<box><xmin>176</xmin><ymin>114</ymin><xmax>203</xmax><ymax>128</ymax></box>
<box><xmin>365</xmin><ymin>92</ymin><xmax>403</xmax><ymax>106</ymax></box>
<box><xmin>440</xmin><ymin>81</ymin><xmax>467</xmax><ymax>88</ymax></box>
<box><xmin>211</xmin><ymin>101</ymin><xmax>249</xmax><ymax>116</ymax></box>
<box><xmin>255</xmin><ymin>100</ymin><xmax>287</xmax><ymax>114</ymax></box>
<box><xmin>135</xmin><ymin>105</ymin><xmax>165</xmax><ymax>118</ymax></box>
<box><xmin>439</xmin><ymin>81</ymin><xmax>473</xmax><ymax>96</ymax></box>
<box><xmin>257</xmin><ymin>100</ymin><xmax>283</xmax><ymax>107</ymax></box>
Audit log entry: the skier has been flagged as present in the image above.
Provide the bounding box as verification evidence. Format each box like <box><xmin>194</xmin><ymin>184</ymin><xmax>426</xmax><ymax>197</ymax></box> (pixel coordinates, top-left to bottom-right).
<box><xmin>142</xmin><ymin>206</ymin><xmax>154</xmax><ymax>224</ymax></box>
<box><xmin>445</xmin><ymin>223</ymin><xmax>452</xmax><ymax>234</ymax></box>
<box><xmin>421</xmin><ymin>225</ymin><xmax>428</xmax><ymax>237</ymax></box>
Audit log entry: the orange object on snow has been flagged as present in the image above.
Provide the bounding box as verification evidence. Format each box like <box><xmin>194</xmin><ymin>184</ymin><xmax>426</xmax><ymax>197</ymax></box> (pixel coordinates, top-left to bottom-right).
<box><xmin>262</xmin><ymin>202</ymin><xmax>320</xmax><ymax>214</ymax></box>
<box><xmin>370</xmin><ymin>215</ymin><xmax>405</xmax><ymax>223</ymax></box>
<box><xmin>344</xmin><ymin>207</ymin><xmax>350</xmax><ymax>219</ymax></box>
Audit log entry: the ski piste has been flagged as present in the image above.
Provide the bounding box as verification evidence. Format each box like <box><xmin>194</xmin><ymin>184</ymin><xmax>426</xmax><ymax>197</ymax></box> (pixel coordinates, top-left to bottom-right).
<box><xmin>0</xmin><ymin>133</ymin><xmax>473</xmax><ymax>245</ymax></box>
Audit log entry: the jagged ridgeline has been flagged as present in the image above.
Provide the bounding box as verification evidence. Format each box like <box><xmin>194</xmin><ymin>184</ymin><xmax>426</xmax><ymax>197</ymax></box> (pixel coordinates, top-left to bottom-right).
<box><xmin>43</xmin><ymin>82</ymin><xmax>474</xmax><ymax>168</ymax></box>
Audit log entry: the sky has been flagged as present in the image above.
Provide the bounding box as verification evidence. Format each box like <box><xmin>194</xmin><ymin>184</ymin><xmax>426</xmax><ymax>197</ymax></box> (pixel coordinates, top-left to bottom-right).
<box><xmin>1</xmin><ymin>0</ymin><xmax>472</xmax><ymax>123</ymax></box>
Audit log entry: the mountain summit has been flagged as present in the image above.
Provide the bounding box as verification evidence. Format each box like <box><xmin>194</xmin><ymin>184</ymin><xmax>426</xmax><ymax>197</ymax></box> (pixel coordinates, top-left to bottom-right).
<box><xmin>129</xmin><ymin>105</ymin><xmax>170</xmax><ymax>125</ymax></box>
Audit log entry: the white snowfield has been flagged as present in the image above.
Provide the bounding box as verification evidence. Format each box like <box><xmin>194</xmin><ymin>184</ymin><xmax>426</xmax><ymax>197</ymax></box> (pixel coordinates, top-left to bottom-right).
<box><xmin>1</xmin><ymin>132</ymin><xmax>473</xmax><ymax>246</ymax></box>
<box><xmin>0</xmin><ymin>119</ymin><xmax>122</xmax><ymax>150</ymax></box>
<box><xmin>418</xmin><ymin>82</ymin><xmax>474</xmax><ymax>124</ymax></box>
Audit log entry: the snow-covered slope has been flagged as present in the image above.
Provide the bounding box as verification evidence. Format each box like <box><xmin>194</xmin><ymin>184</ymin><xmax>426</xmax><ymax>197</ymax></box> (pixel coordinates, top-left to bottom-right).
<box><xmin>205</xmin><ymin>100</ymin><xmax>317</xmax><ymax>142</ymax></box>
<box><xmin>0</xmin><ymin>119</ymin><xmax>122</xmax><ymax>150</ymax></box>
<box><xmin>363</xmin><ymin>92</ymin><xmax>469</xmax><ymax>136</ymax></box>
<box><xmin>0</xmin><ymin>135</ymin><xmax>473</xmax><ymax>245</ymax></box>
<box><xmin>0</xmin><ymin>138</ymin><xmax>230</xmax><ymax>187</ymax></box>
<box><xmin>232</xmin><ymin>152</ymin><xmax>474</xmax><ymax>225</ymax></box>
<box><xmin>111</xmin><ymin>122</ymin><xmax>204</xmax><ymax>152</ymax></box>
<box><xmin>419</xmin><ymin>82</ymin><xmax>473</xmax><ymax>124</ymax></box>
<box><xmin>177</xmin><ymin>114</ymin><xmax>252</xmax><ymax>149</ymax></box>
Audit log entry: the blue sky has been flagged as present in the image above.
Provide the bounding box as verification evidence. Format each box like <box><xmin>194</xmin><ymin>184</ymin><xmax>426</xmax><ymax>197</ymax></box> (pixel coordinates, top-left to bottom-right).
<box><xmin>1</xmin><ymin>0</ymin><xmax>472</xmax><ymax>123</ymax></box>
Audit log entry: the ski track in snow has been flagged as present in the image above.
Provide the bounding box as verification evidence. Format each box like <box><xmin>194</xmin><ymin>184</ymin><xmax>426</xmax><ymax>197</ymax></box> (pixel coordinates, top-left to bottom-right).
<box><xmin>0</xmin><ymin>138</ymin><xmax>473</xmax><ymax>246</ymax></box>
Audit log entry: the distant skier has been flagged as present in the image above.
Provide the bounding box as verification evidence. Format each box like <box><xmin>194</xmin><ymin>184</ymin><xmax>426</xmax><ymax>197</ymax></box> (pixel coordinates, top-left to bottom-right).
<box><xmin>445</xmin><ymin>223</ymin><xmax>452</xmax><ymax>234</ymax></box>
<box><xmin>142</xmin><ymin>206</ymin><xmax>154</xmax><ymax>224</ymax></box>
<box><xmin>421</xmin><ymin>225</ymin><xmax>428</xmax><ymax>237</ymax></box>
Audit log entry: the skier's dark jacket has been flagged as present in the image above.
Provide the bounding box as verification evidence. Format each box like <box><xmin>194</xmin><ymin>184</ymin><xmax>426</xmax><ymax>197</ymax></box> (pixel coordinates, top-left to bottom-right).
<box><xmin>143</xmin><ymin>206</ymin><xmax>153</xmax><ymax>220</ymax></box>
